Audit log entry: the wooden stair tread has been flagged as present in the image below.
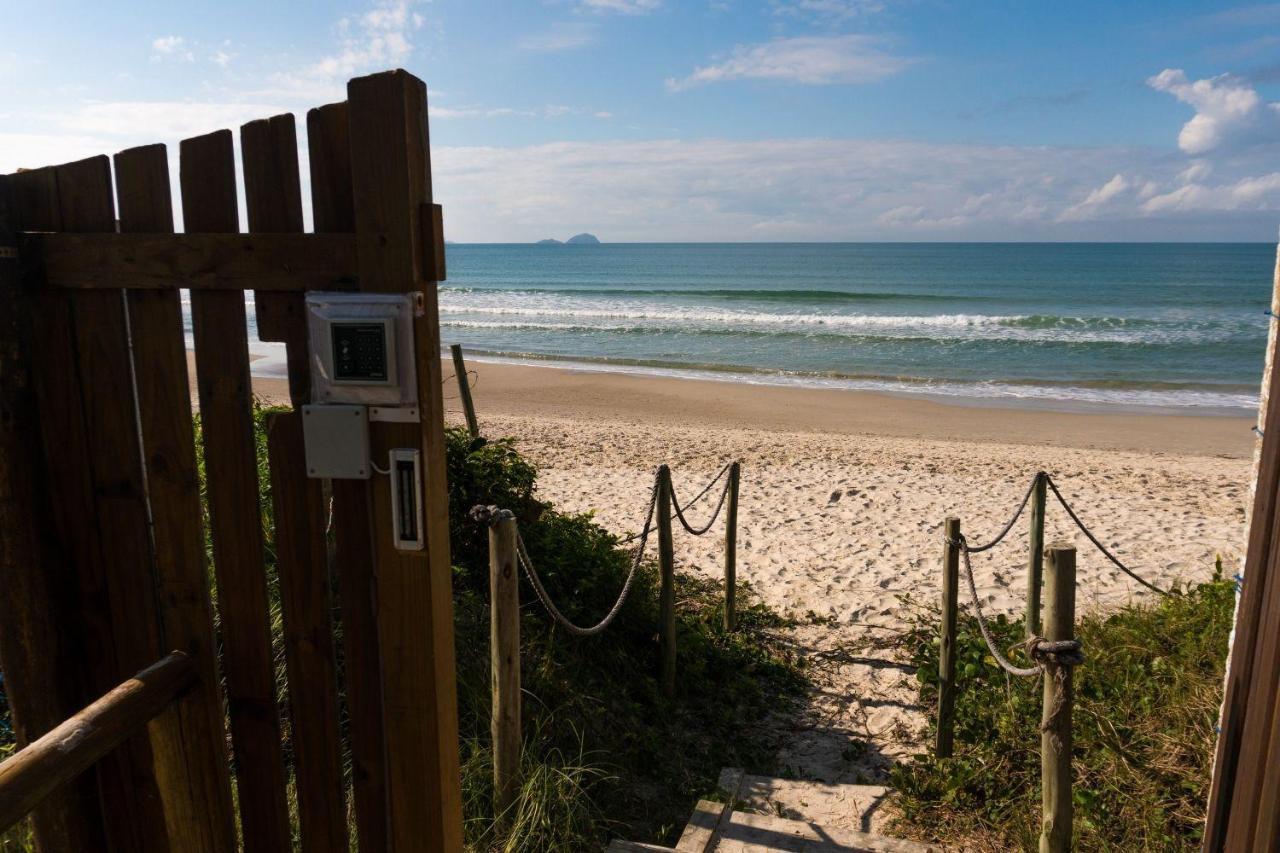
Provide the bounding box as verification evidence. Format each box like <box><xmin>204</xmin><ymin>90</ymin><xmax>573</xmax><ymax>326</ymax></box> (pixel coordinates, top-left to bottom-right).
<box><xmin>718</xmin><ymin>769</ymin><xmax>892</xmax><ymax>836</ymax></box>
<box><xmin>713</xmin><ymin>810</ymin><xmax>935</xmax><ymax>853</ymax></box>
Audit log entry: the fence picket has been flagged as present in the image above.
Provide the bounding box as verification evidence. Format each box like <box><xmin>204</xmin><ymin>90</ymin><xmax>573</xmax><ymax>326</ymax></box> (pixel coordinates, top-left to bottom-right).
<box><xmin>115</xmin><ymin>142</ymin><xmax>238</xmax><ymax>853</ymax></box>
<box><xmin>181</xmin><ymin>129</ymin><xmax>292</xmax><ymax>853</ymax></box>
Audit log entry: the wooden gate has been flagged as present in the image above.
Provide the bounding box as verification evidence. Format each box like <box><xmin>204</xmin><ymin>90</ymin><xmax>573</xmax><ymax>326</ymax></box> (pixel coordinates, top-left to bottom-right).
<box><xmin>0</xmin><ymin>69</ymin><xmax>461</xmax><ymax>852</ymax></box>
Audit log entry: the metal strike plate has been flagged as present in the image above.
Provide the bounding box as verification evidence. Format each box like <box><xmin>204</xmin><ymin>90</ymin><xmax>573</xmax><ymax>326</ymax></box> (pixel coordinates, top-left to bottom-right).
<box><xmin>301</xmin><ymin>404</ymin><xmax>371</xmax><ymax>480</ymax></box>
<box><xmin>389</xmin><ymin>448</ymin><xmax>424</xmax><ymax>551</ymax></box>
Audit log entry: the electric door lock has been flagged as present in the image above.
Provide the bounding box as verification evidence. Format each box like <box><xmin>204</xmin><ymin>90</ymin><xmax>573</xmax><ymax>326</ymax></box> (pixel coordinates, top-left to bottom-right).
<box><xmin>389</xmin><ymin>448</ymin><xmax>424</xmax><ymax>551</ymax></box>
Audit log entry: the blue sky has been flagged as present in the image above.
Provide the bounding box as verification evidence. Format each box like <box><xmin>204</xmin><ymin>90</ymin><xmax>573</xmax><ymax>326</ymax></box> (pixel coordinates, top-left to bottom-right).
<box><xmin>4</xmin><ymin>0</ymin><xmax>1279</xmax><ymax>240</ymax></box>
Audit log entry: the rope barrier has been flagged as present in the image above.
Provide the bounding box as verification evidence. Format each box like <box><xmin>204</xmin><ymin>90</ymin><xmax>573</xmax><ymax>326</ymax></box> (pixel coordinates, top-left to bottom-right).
<box><xmin>1043</xmin><ymin>475</ymin><xmax>1173</xmax><ymax>597</ymax></box>
<box><xmin>477</xmin><ymin>461</ymin><xmax>736</xmax><ymax>635</ymax></box>
<box><xmin>670</xmin><ymin>462</ymin><xmax>733</xmax><ymax>536</ymax></box>
<box><xmin>951</xmin><ymin>532</ymin><xmax>1046</xmax><ymax>677</ymax></box>
<box><xmin>476</xmin><ymin>468</ymin><xmax>661</xmax><ymax>637</ymax></box>
<box><xmin>619</xmin><ymin>461</ymin><xmax>735</xmax><ymax>543</ymax></box>
<box><xmin>964</xmin><ymin>473</ymin><xmax>1040</xmax><ymax>553</ymax></box>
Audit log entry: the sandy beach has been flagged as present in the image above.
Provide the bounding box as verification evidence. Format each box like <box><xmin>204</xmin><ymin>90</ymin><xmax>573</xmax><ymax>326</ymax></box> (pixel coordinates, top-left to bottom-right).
<box><xmin>234</xmin><ymin>356</ymin><xmax>1253</xmax><ymax>782</ymax></box>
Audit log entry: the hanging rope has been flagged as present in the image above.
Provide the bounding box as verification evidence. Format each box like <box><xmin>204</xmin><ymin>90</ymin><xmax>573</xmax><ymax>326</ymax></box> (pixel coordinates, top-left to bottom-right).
<box><xmin>950</xmin><ymin>532</ymin><xmax>1085</xmax><ymax>680</ymax></box>
<box><xmin>1043</xmin><ymin>475</ymin><xmax>1173</xmax><ymax>597</ymax></box>
<box><xmin>963</xmin><ymin>473</ymin><xmax>1041</xmax><ymax>553</ymax></box>
<box><xmin>619</xmin><ymin>461</ymin><xmax>735</xmax><ymax>543</ymax></box>
<box><xmin>482</xmin><ymin>468</ymin><xmax>661</xmax><ymax>637</ymax></box>
<box><xmin>670</xmin><ymin>462</ymin><xmax>733</xmax><ymax>536</ymax></box>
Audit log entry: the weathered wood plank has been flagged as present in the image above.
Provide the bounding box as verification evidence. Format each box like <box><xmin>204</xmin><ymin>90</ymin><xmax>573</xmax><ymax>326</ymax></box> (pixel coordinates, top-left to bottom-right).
<box><xmin>43</xmin><ymin>155</ymin><xmax>170</xmax><ymax>852</ymax></box>
<box><xmin>1040</xmin><ymin>544</ymin><xmax>1076</xmax><ymax>853</ymax></box>
<box><xmin>0</xmin><ymin>653</ymin><xmax>196</xmax><ymax>835</ymax></box>
<box><xmin>180</xmin><ymin>129</ymin><xmax>292</xmax><ymax>853</ymax></box>
<box><xmin>936</xmin><ymin>517</ymin><xmax>959</xmax><ymax>759</ymax></box>
<box><xmin>241</xmin><ymin>114</ymin><xmax>313</xmax><ymax>404</ymax></box>
<box><xmin>25</xmin><ymin>231</ymin><xmax>358</xmax><ymax>291</ymax></box>
<box><xmin>658</xmin><ymin>465</ymin><xmax>676</xmax><ymax>698</ymax></box>
<box><xmin>308</xmin><ymin>99</ymin><xmax>390</xmax><ymax>853</ymax></box>
<box><xmin>266</xmin><ymin>410</ymin><xmax>349</xmax><ymax>853</ymax></box>
<box><xmin>0</xmin><ymin>169</ymin><xmax>109</xmax><ymax>851</ymax></box>
<box><xmin>1225</xmin><ymin>498</ymin><xmax>1280</xmax><ymax>848</ymax></box>
<box><xmin>243</xmin><ymin>111</ymin><xmax>348</xmax><ymax>853</ymax></box>
<box><xmin>1206</xmin><ymin>251</ymin><xmax>1280</xmax><ymax>848</ymax></box>
<box><xmin>347</xmin><ymin>68</ymin><xmax>464</xmax><ymax>852</ymax></box>
<box><xmin>488</xmin><ymin>512</ymin><xmax>521</xmax><ymax>825</ymax></box>
<box><xmin>451</xmin><ymin>344</ymin><xmax>479</xmax><ymax>438</ymax></box>
<box><xmin>114</xmin><ymin>143</ymin><xmax>238</xmax><ymax>853</ymax></box>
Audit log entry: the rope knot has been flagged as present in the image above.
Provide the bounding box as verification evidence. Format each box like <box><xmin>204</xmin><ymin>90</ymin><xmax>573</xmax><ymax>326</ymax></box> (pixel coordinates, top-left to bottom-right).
<box><xmin>1025</xmin><ymin>636</ymin><xmax>1084</xmax><ymax>668</ymax></box>
<box><xmin>469</xmin><ymin>504</ymin><xmax>513</xmax><ymax>527</ymax></box>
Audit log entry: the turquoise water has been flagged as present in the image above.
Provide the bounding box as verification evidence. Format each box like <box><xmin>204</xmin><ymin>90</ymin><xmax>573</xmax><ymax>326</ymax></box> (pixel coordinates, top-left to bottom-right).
<box><xmin>436</xmin><ymin>243</ymin><xmax>1274</xmax><ymax>414</ymax></box>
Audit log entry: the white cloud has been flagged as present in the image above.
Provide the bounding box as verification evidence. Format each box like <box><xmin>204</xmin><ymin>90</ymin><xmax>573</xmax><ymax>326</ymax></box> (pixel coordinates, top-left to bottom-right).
<box><xmin>579</xmin><ymin>0</ymin><xmax>660</xmax><ymax>13</ymax></box>
<box><xmin>666</xmin><ymin>34</ymin><xmax>912</xmax><ymax>91</ymax></box>
<box><xmin>1058</xmin><ymin>173</ymin><xmax>1130</xmax><ymax>221</ymax></box>
<box><xmin>428</xmin><ymin>103</ymin><xmax>598</xmax><ymax>120</ymax></box>
<box><xmin>152</xmin><ymin>36</ymin><xmax>194</xmax><ymax>62</ymax></box>
<box><xmin>428</xmin><ymin>136</ymin><xmax>1280</xmax><ymax>242</ymax></box>
<box><xmin>518</xmin><ymin>22</ymin><xmax>596</xmax><ymax>52</ymax></box>
<box><xmin>1142</xmin><ymin>172</ymin><xmax>1280</xmax><ymax>212</ymax></box>
<box><xmin>771</xmin><ymin>0</ymin><xmax>886</xmax><ymax>22</ymax></box>
<box><xmin>51</xmin><ymin>100</ymin><xmax>289</xmax><ymax>140</ymax></box>
<box><xmin>1179</xmin><ymin>160</ymin><xmax>1213</xmax><ymax>183</ymax></box>
<box><xmin>211</xmin><ymin>49</ymin><xmax>236</xmax><ymax>68</ymax></box>
<box><xmin>1147</xmin><ymin>68</ymin><xmax>1279</xmax><ymax>153</ymax></box>
<box><xmin>259</xmin><ymin>0</ymin><xmax>427</xmax><ymax>102</ymax></box>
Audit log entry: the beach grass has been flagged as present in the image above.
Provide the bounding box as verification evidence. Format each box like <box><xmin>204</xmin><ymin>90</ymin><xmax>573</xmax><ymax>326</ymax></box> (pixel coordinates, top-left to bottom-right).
<box><xmin>886</xmin><ymin>566</ymin><xmax>1235</xmax><ymax>851</ymax></box>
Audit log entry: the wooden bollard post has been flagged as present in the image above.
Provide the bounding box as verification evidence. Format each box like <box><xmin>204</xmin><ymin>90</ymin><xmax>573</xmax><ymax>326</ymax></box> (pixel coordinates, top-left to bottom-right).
<box><xmin>488</xmin><ymin>510</ymin><xmax>521</xmax><ymax>826</ymax></box>
<box><xmin>724</xmin><ymin>461</ymin><xmax>741</xmax><ymax>632</ymax></box>
<box><xmin>1026</xmin><ymin>472</ymin><xmax>1047</xmax><ymax>638</ymax></box>
<box><xmin>1040</xmin><ymin>543</ymin><xmax>1076</xmax><ymax>853</ymax></box>
<box><xmin>936</xmin><ymin>517</ymin><xmax>960</xmax><ymax>758</ymax></box>
<box><xmin>451</xmin><ymin>343</ymin><xmax>480</xmax><ymax>439</ymax></box>
<box><xmin>658</xmin><ymin>465</ymin><xmax>676</xmax><ymax>698</ymax></box>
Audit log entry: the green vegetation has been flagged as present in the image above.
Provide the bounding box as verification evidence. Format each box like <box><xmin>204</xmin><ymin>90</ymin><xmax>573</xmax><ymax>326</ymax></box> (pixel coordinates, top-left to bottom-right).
<box><xmin>0</xmin><ymin>412</ymin><xmax>803</xmax><ymax>852</ymax></box>
<box><xmin>444</xmin><ymin>429</ymin><xmax>806</xmax><ymax>849</ymax></box>
<box><xmin>887</xmin><ymin>568</ymin><xmax>1235</xmax><ymax>851</ymax></box>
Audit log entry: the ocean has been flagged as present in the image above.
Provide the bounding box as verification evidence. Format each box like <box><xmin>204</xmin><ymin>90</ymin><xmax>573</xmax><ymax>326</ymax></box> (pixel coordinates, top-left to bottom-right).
<box><xmin>235</xmin><ymin>243</ymin><xmax>1275</xmax><ymax>415</ymax></box>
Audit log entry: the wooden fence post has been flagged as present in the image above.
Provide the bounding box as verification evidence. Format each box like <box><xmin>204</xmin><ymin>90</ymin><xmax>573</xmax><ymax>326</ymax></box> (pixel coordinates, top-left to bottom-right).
<box><xmin>1040</xmin><ymin>543</ymin><xmax>1076</xmax><ymax>853</ymax></box>
<box><xmin>489</xmin><ymin>510</ymin><xmax>521</xmax><ymax>827</ymax></box>
<box><xmin>724</xmin><ymin>461</ymin><xmax>741</xmax><ymax>631</ymax></box>
<box><xmin>451</xmin><ymin>343</ymin><xmax>480</xmax><ymax>439</ymax></box>
<box><xmin>1026</xmin><ymin>473</ymin><xmax>1047</xmax><ymax>638</ymax></box>
<box><xmin>936</xmin><ymin>517</ymin><xmax>960</xmax><ymax>758</ymax></box>
<box><xmin>658</xmin><ymin>465</ymin><xmax>676</xmax><ymax>698</ymax></box>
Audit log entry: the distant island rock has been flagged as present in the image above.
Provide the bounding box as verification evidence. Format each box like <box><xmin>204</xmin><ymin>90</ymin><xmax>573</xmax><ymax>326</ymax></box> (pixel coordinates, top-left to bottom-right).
<box><xmin>536</xmin><ymin>233</ymin><xmax>601</xmax><ymax>245</ymax></box>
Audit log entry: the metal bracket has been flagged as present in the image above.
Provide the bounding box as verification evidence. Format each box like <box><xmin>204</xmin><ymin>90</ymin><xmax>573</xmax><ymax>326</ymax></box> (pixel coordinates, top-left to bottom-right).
<box><xmin>370</xmin><ymin>406</ymin><xmax>420</xmax><ymax>423</ymax></box>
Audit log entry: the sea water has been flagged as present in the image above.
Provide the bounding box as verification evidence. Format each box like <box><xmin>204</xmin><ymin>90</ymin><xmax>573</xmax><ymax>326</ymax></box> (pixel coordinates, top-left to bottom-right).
<box><xmin>231</xmin><ymin>243</ymin><xmax>1274</xmax><ymax>415</ymax></box>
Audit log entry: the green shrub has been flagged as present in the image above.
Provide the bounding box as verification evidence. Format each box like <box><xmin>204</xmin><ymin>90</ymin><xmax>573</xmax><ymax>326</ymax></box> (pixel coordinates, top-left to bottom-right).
<box><xmin>888</xmin><ymin>569</ymin><xmax>1235</xmax><ymax>851</ymax></box>
<box><xmin>444</xmin><ymin>427</ymin><xmax>806</xmax><ymax>849</ymax></box>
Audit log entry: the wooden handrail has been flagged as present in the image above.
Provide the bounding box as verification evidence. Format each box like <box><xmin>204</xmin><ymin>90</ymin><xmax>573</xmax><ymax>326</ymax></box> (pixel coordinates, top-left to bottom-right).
<box><xmin>0</xmin><ymin>651</ymin><xmax>196</xmax><ymax>833</ymax></box>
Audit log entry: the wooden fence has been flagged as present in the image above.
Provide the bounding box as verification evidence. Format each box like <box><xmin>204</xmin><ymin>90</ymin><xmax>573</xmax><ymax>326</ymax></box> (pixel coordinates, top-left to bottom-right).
<box><xmin>0</xmin><ymin>69</ymin><xmax>461</xmax><ymax>852</ymax></box>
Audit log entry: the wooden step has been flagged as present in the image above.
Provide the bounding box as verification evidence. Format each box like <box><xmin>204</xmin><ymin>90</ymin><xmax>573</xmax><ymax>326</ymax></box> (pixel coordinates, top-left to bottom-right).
<box><xmin>717</xmin><ymin>769</ymin><xmax>893</xmax><ymax>836</ymax></box>
<box><xmin>713</xmin><ymin>810</ymin><xmax>936</xmax><ymax>853</ymax></box>
<box><xmin>605</xmin><ymin>840</ymin><xmax>675</xmax><ymax>852</ymax></box>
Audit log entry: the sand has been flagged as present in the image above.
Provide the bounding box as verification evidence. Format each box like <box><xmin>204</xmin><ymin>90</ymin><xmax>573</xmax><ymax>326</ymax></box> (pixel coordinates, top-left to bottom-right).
<box><xmin>232</xmin><ymin>355</ymin><xmax>1253</xmax><ymax>784</ymax></box>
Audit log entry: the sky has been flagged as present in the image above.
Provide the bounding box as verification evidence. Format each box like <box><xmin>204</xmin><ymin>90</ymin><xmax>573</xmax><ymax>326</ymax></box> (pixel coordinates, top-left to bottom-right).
<box><xmin>3</xmin><ymin>0</ymin><xmax>1280</xmax><ymax>242</ymax></box>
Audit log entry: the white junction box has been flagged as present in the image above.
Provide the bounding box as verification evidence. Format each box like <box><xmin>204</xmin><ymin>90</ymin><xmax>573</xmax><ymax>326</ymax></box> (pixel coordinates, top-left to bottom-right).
<box><xmin>301</xmin><ymin>404</ymin><xmax>371</xmax><ymax>480</ymax></box>
<box><xmin>306</xmin><ymin>292</ymin><xmax>418</xmax><ymax>407</ymax></box>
